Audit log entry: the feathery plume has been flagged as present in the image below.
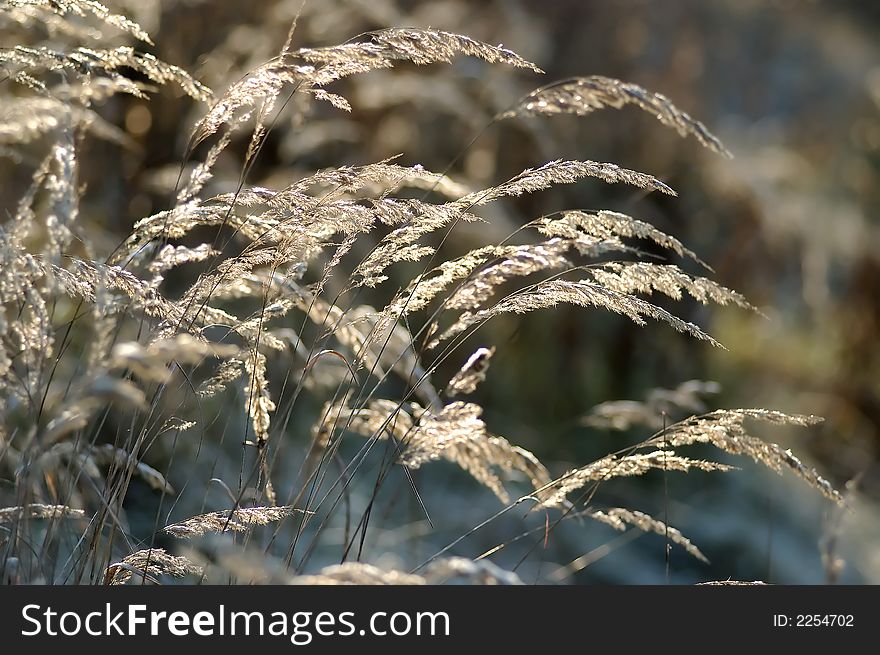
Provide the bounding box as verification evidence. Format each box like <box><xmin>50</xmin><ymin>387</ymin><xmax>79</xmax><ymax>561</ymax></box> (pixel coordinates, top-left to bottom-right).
<box><xmin>641</xmin><ymin>410</ymin><xmax>842</xmax><ymax>503</ymax></box>
<box><xmin>197</xmin><ymin>358</ymin><xmax>245</xmax><ymax>398</ymax></box>
<box><xmin>389</xmin><ymin>246</ymin><xmax>496</xmax><ymax>315</ymax></box>
<box><xmin>0</xmin><ymin>504</ymin><xmax>85</xmax><ymax>522</ymax></box>
<box><xmin>0</xmin><ymin>98</ymin><xmax>129</xmax><ymax>146</ymax></box>
<box><xmin>164</xmin><ymin>506</ymin><xmax>306</xmax><ymax>539</ymax></box>
<box><xmin>3</xmin><ymin>0</ymin><xmax>154</xmax><ymax>44</ymax></box>
<box><xmin>1</xmin><ymin>46</ymin><xmax>211</xmax><ymax>100</ymax></box>
<box><xmin>106</xmin><ymin>548</ymin><xmax>202</xmax><ymax>585</ymax></box>
<box><xmin>538</xmin><ymin>450</ymin><xmax>732</xmax><ymax>509</ymax></box>
<box><xmin>535</xmin><ymin>210</ymin><xmax>705</xmax><ymax>267</ymax></box>
<box><xmin>289</xmin><ymin>557</ymin><xmax>523</xmax><ymax>585</ymax></box>
<box><xmin>325</xmin><ymin>398</ymin><xmax>549</xmax><ymax>503</ymax></box>
<box><xmin>422</xmin><ymin>557</ymin><xmax>523</xmax><ymax>584</ymax></box>
<box><xmin>429</xmin><ymin>278</ymin><xmax>720</xmax><ymax>350</ymax></box>
<box><xmin>588</xmin><ymin>262</ymin><xmax>753</xmax><ymax>309</ymax></box>
<box><xmin>457</xmin><ymin>159</ymin><xmax>676</xmax><ymax>204</ymax></box>
<box><xmin>498</xmin><ymin>76</ymin><xmax>730</xmax><ymax>157</ymax></box>
<box><xmin>243</xmin><ymin>350</ymin><xmax>275</xmax><ymax>448</ymax></box>
<box><xmin>588</xmin><ymin>507</ymin><xmax>708</xmax><ymax>563</ymax></box>
<box><xmin>447</xmin><ymin>346</ymin><xmax>495</xmax><ymax>396</ymax></box>
<box><xmin>296</xmin><ymin>27</ymin><xmax>543</xmax><ymax>74</ymax></box>
<box><xmin>290</xmin><ymin>562</ymin><xmax>425</xmax><ymax>585</ymax></box>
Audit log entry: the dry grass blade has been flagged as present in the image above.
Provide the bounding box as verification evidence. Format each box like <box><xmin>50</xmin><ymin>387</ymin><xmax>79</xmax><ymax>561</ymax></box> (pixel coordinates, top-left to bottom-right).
<box><xmin>106</xmin><ymin>548</ymin><xmax>202</xmax><ymax>585</ymax></box>
<box><xmin>164</xmin><ymin>506</ymin><xmax>307</xmax><ymax>538</ymax></box>
<box><xmin>588</xmin><ymin>507</ymin><xmax>708</xmax><ymax>563</ymax></box>
<box><xmin>498</xmin><ymin>76</ymin><xmax>731</xmax><ymax>157</ymax></box>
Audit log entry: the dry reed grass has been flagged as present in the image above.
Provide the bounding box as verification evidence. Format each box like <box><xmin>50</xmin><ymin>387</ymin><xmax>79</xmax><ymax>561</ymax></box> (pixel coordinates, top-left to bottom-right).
<box><xmin>0</xmin><ymin>0</ymin><xmax>842</xmax><ymax>585</ymax></box>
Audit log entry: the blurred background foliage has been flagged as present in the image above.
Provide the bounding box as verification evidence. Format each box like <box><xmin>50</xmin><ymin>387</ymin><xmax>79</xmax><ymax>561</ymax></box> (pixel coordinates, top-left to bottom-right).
<box><xmin>3</xmin><ymin>0</ymin><xmax>877</xmax><ymax>583</ymax></box>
